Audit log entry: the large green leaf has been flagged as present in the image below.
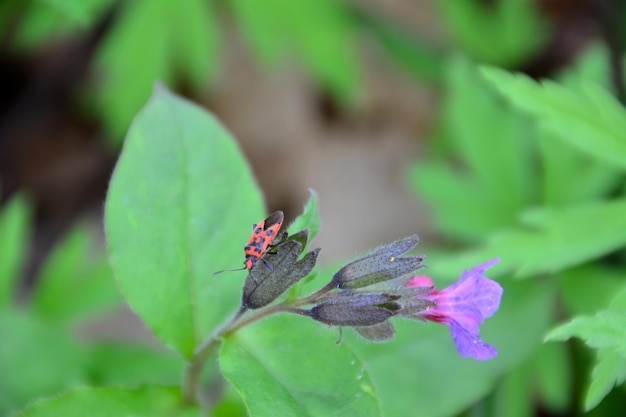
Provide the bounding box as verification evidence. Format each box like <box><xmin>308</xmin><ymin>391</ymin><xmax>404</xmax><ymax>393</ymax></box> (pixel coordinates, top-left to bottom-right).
<box><xmin>86</xmin><ymin>343</ymin><xmax>183</xmax><ymax>387</ymax></box>
<box><xmin>105</xmin><ymin>86</ymin><xmax>264</xmax><ymax>358</ymax></box>
<box><xmin>0</xmin><ymin>195</ymin><xmax>30</xmax><ymax>309</ymax></box>
<box><xmin>481</xmin><ymin>67</ymin><xmax>626</xmax><ymax>170</ymax></box>
<box><xmin>220</xmin><ymin>315</ymin><xmax>381</xmax><ymax>417</ymax></box>
<box><xmin>346</xmin><ymin>278</ymin><xmax>553</xmax><ymax>417</ymax></box>
<box><xmin>0</xmin><ymin>311</ymin><xmax>87</xmax><ymax>416</ymax></box>
<box><xmin>14</xmin><ymin>385</ymin><xmax>193</xmax><ymax>417</ymax></box>
<box><xmin>30</xmin><ymin>225</ymin><xmax>121</xmax><ymax>324</ymax></box>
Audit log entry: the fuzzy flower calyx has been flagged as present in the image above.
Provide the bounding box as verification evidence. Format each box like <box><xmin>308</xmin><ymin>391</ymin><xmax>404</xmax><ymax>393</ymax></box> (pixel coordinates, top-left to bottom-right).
<box><xmin>331</xmin><ymin>235</ymin><xmax>425</xmax><ymax>289</ymax></box>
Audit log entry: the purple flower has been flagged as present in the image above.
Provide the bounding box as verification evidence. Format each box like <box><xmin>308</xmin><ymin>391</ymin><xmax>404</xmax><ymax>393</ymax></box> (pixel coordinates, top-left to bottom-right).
<box><xmin>406</xmin><ymin>258</ymin><xmax>503</xmax><ymax>361</ymax></box>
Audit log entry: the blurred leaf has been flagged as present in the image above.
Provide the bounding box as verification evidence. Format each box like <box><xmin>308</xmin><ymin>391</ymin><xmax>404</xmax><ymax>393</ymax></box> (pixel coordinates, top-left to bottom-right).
<box><xmin>558</xmin><ymin>43</ymin><xmax>612</xmax><ymax>89</ymax></box>
<box><xmin>346</xmin><ymin>278</ymin><xmax>554</xmax><ymax>417</ymax></box>
<box><xmin>493</xmin><ymin>200</ymin><xmax>626</xmax><ymax>277</ymax></box>
<box><xmin>0</xmin><ymin>195</ymin><xmax>30</xmax><ymax>310</ymax></box>
<box><xmin>354</xmin><ymin>7</ymin><xmax>443</xmax><ymax>83</ymax></box>
<box><xmin>14</xmin><ymin>385</ymin><xmax>193</xmax><ymax>417</ymax></box>
<box><xmin>547</xmin><ymin>285</ymin><xmax>626</xmax><ymax>411</ymax></box>
<box><xmin>584</xmin><ymin>348</ymin><xmax>626</xmax><ymax>411</ymax></box>
<box><xmin>11</xmin><ymin>0</ymin><xmax>111</xmax><ymax>50</ymax></box>
<box><xmin>411</xmin><ymin>57</ymin><xmax>535</xmax><ymax>241</ymax></box>
<box><xmin>558</xmin><ymin>266</ymin><xmax>626</xmax><ymax>316</ymax></box>
<box><xmin>167</xmin><ymin>0</ymin><xmax>218</xmax><ymax>90</ymax></box>
<box><xmin>437</xmin><ymin>0</ymin><xmax>547</xmax><ymax>66</ymax></box>
<box><xmin>105</xmin><ymin>86</ymin><xmax>264</xmax><ymax>359</ymax></box>
<box><xmin>536</xmin><ymin>44</ymin><xmax>622</xmax><ymax>206</ymax></box>
<box><xmin>609</xmin><ymin>285</ymin><xmax>626</xmax><ymax>310</ymax></box>
<box><xmin>492</xmin><ymin>363</ymin><xmax>534</xmax><ymax>417</ymax></box>
<box><xmin>0</xmin><ymin>311</ymin><xmax>87</xmax><ymax>416</ymax></box>
<box><xmin>535</xmin><ymin>342</ymin><xmax>571</xmax><ymax>412</ymax></box>
<box><xmin>220</xmin><ymin>315</ymin><xmax>382</xmax><ymax>417</ymax></box>
<box><xmin>30</xmin><ymin>225</ymin><xmax>121</xmax><ymax>324</ymax></box>
<box><xmin>538</xmin><ymin>129</ymin><xmax>622</xmax><ymax>207</ymax></box>
<box><xmin>288</xmin><ymin>189</ymin><xmax>320</xmax><ymax>242</ymax></box>
<box><xmin>211</xmin><ymin>381</ymin><xmax>247</xmax><ymax>417</ymax></box>
<box><xmin>38</xmin><ymin>0</ymin><xmax>89</xmax><ymax>24</ymax></box>
<box><xmin>228</xmin><ymin>0</ymin><xmax>361</xmax><ymax>102</ymax></box>
<box><xmin>545</xmin><ymin>311</ymin><xmax>626</xmax><ymax>354</ymax></box>
<box><xmin>482</xmin><ymin>67</ymin><xmax>626</xmax><ymax>170</ymax></box>
<box><xmin>86</xmin><ymin>343</ymin><xmax>183</xmax><ymax>386</ymax></box>
<box><xmin>96</xmin><ymin>0</ymin><xmax>218</xmax><ymax>141</ymax></box>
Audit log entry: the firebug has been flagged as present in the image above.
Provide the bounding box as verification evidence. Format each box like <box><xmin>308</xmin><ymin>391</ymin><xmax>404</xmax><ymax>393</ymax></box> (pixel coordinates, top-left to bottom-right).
<box><xmin>214</xmin><ymin>211</ymin><xmax>284</xmax><ymax>274</ymax></box>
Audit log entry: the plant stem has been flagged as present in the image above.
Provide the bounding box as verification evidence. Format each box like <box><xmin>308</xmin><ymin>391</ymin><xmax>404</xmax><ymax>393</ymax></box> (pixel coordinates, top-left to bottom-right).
<box><xmin>182</xmin><ymin>307</ymin><xmax>247</xmax><ymax>405</ymax></box>
<box><xmin>181</xmin><ymin>282</ymin><xmax>336</xmax><ymax>405</ymax></box>
<box><xmin>225</xmin><ymin>283</ymin><xmax>335</xmax><ymax>335</ymax></box>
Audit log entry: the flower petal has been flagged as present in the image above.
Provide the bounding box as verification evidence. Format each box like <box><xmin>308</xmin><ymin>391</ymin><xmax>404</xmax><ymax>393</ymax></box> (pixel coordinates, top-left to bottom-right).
<box><xmin>448</xmin><ymin>319</ymin><xmax>498</xmax><ymax>361</ymax></box>
<box><xmin>406</xmin><ymin>275</ymin><xmax>435</xmax><ymax>288</ymax></box>
<box><xmin>442</xmin><ymin>258</ymin><xmax>502</xmax><ymax>321</ymax></box>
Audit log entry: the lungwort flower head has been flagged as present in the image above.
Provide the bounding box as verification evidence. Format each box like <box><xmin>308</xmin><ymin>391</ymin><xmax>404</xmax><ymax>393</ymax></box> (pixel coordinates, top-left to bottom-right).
<box><xmin>405</xmin><ymin>258</ymin><xmax>503</xmax><ymax>361</ymax></box>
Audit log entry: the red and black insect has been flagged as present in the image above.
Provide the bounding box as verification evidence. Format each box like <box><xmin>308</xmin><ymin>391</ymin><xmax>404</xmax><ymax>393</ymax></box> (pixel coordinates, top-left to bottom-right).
<box><xmin>214</xmin><ymin>211</ymin><xmax>284</xmax><ymax>274</ymax></box>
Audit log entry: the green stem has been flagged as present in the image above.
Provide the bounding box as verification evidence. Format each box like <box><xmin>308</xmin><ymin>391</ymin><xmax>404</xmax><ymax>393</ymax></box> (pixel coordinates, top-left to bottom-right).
<box><xmin>226</xmin><ymin>283</ymin><xmax>335</xmax><ymax>335</ymax></box>
<box><xmin>181</xmin><ymin>282</ymin><xmax>336</xmax><ymax>405</ymax></box>
<box><xmin>182</xmin><ymin>307</ymin><xmax>247</xmax><ymax>405</ymax></box>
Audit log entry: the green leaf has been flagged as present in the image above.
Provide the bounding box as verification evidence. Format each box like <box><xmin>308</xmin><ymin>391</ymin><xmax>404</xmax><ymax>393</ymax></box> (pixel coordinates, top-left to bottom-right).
<box><xmin>86</xmin><ymin>344</ymin><xmax>183</xmax><ymax>387</ymax></box>
<box><xmin>558</xmin><ymin>266</ymin><xmax>626</xmax><ymax>316</ymax></box>
<box><xmin>105</xmin><ymin>86</ymin><xmax>264</xmax><ymax>358</ymax></box>
<box><xmin>535</xmin><ymin>342</ymin><xmax>571</xmax><ymax>412</ymax></box>
<box><xmin>30</xmin><ymin>225</ymin><xmax>121</xmax><ymax>324</ymax></box>
<box><xmin>437</xmin><ymin>0</ymin><xmax>547</xmax><ymax>66</ymax></box>
<box><xmin>288</xmin><ymin>189</ymin><xmax>320</xmax><ymax>241</ymax></box>
<box><xmin>546</xmin><ymin>286</ymin><xmax>626</xmax><ymax>411</ymax></box>
<box><xmin>0</xmin><ymin>195</ymin><xmax>30</xmax><ymax>309</ymax></box>
<box><xmin>96</xmin><ymin>0</ymin><xmax>218</xmax><ymax>140</ymax></box>
<box><xmin>0</xmin><ymin>311</ymin><xmax>87</xmax><ymax>416</ymax></box>
<box><xmin>466</xmin><ymin>200</ymin><xmax>626</xmax><ymax>278</ymax></box>
<box><xmin>14</xmin><ymin>385</ymin><xmax>191</xmax><ymax>417</ymax></box>
<box><xmin>558</xmin><ymin>43</ymin><xmax>612</xmax><ymax>90</ymax></box>
<box><xmin>608</xmin><ymin>285</ymin><xmax>626</xmax><ymax>310</ymax></box>
<box><xmin>481</xmin><ymin>67</ymin><xmax>626</xmax><ymax>170</ymax></box>
<box><xmin>354</xmin><ymin>8</ymin><xmax>443</xmax><ymax>83</ymax></box>
<box><xmin>10</xmin><ymin>0</ymin><xmax>110</xmax><ymax>50</ymax></box>
<box><xmin>585</xmin><ymin>348</ymin><xmax>626</xmax><ymax>411</ymax></box>
<box><xmin>411</xmin><ymin>57</ymin><xmax>536</xmax><ymax>241</ymax></box>
<box><xmin>346</xmin><ymin>278</ymin><xmax>554</xmax><ymax>417</ymax></box>
<box><xmin>492</xmin><ymin>364</ymin><xmax>534</xmax><ymax>417</ymax></box>
<box><xmin>538</xmin><ymin>129</ymin><xmax>621</xmax><ymax>206</ymax></box>
<box><xmin>545</xmin><ymin>311</ymin><xmax>626</xmax><ymax>354</ymax></box>
<box><xmin>228</xmin><ymin>0</ymin><xmax>361</xmax><ymax>102</ymax></box>
<box><xmin>168</xmin><ymin>0</ymin><xmax>219</xmax><ymax>89</ymax></box>
<box><xmin>37</xmin><ymin>0</ymin><xmax>89</xmax><ymax>24</ymax></box>
<box><xmin>220</xmin><ymin>315</ymin><xmax>381</xmax><ymax>417</ymax></box>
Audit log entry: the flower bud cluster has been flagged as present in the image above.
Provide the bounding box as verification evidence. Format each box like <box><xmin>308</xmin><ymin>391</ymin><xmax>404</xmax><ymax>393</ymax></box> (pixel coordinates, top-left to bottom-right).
<box><xmin>308</xmin><ymin>235</ymin><xmax>430</xmax><ymax>342</ymax></box>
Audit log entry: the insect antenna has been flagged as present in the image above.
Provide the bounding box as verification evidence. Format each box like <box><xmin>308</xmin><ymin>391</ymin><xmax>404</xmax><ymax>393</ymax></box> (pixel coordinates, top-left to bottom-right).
<box><xmin>213</xmin><ymin>267</ymin><xmax>247</xmax><ymax>275</ymax></box>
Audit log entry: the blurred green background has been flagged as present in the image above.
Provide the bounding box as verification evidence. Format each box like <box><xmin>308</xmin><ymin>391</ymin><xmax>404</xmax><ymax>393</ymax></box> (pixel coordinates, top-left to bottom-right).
<box><xmin>2</xmin><ymin>0</ymin><xmax>626</xmax><ymax>416</ymax></box>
